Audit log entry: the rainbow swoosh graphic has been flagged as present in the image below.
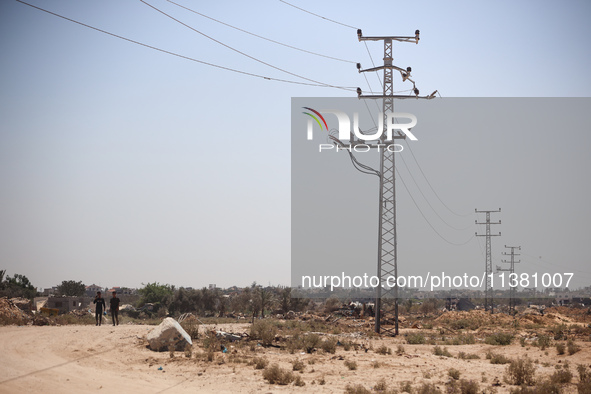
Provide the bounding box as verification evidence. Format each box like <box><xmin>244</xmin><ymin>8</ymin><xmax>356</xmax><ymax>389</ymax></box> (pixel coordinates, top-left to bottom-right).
<box><xmin>302</xmin><ymin>107</ymin><xmax>328</xmax><ymax>131</ymax></box>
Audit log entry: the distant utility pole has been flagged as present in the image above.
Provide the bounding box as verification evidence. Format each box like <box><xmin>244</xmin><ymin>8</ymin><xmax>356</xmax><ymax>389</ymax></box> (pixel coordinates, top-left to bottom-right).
<box><xmin>499</xmin><ymin>245</ymin><xmax>521</xmax><ymax>314</ymax></box>
<box><xmin>475</xmin><ymin>209</ymin><xmax>501</xmax><ymax>313</ymax></box>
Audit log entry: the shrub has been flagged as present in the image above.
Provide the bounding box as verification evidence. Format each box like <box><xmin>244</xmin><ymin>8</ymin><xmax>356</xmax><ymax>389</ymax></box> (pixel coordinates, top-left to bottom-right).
<box><xmin>550</xmin><ymin>324</ymin><xmax>567</xmax><ymax>340</ymax></box>
<box><xmin>396</xmin><ymin>344</ymin><xmax>405</xmax><ymax>355</ymax></box>
<box><xmin>341</xmin><ymin>340</ymin><xmax>357</xmax><ymax>351</ymax></box>
<box><xmin>448</xmin><ymin>368</ymin><xmax>461</xmax><ymax>380</ymax></box>
<box><xmin>549</xmin><ymin>368</ymin><xmax>573</xmax><ymax>384</ymax></box>
<box><xmin>371</xmin><ymin>360</ymin><xmax>381</xmax><ymax>368</ymax></box>
<box><xmin>533</xmin><ymin>335</ymin><xmax>551</xmax><ymax>350</ymax></box>
<box><xmin>291</xmin><ymin>358</ymin><xmax>305</xmax><ymax>371</ymax></box>
<box><xmin>293</xmin><ymin>375</ymin><xmax>305</xmax><ymax>387</ymax></box>
<box><xmin>406</xmin><ymin>332</ymin><xmax>426</xmax><ymax>344</ymax></box>
<box><xmin>321</xmin><ymin>338</ymin><xmax>337</xmax><ymax>354</ymax></box>
<box><xmin>250</xmin><ymin>320</ymin><xmax>277</xmax><ymax>346</ymax></box>
<box><xmin>578</xmin><ymin>364</ymin><xmax>591</xmax><ymax>394</ymax></box>
<box><xmin>262</xmin><ymin>364</ymin><xmax>295</xmax><ymax>385</ymax></box>
<box><xmin>433</xmin><ymin>345</ymin><xmax>452</xmax><ymax>357</ymax></box>
<box><xmin>184</xmin><ymin>344</ymin><xmax>192</xmax><ymax>358</ymax></box>
<box><xmin>556</xmin><ymin>342</ymin><xmax>565</xmax><ymax>355</ymax></box>
<box><xmin>506</xmin><ymin>357</ymin><xmax>536</xmax><ymax>386</ymax></box>
<box><xmin>400</xmin><ymin>381</ymin><xmax>413</xmax><ymax>393</ymax></box>
<box><xmin>458</xmin><ymin>379</ymin><xmax>479</xmax><ymax>394</ymax></box>
<box><xmin>415</xmin><ymin>382</ymin><xmax>441</xmax><ymax>394</ymax></box>
<box><xmin>458</xmin><ymin>351</ymin><xmax>480</xmax><ymax>360</ymax></box>
<box><xmin>567</xmin><ymin>339</ymin><xmax>580</xmax><ymax>355</ymax></box>
<box><xmin>375</xmin><ymin>345</ymin><xmax>392</xmax><ymax>355</ymax></box>
<box><xmin>449</xmin><ymin>318</ymin><xmax>480</xmax><ymax>330</ymax></box>
<box><xmin>490</xmin><ymin>353</ymin><xmax>511</xmax><ymax>364</ymax></box>
<box><xmin>253</xmin><ymin>356</ymin><xmax>269</xmax><ymax>369</ymax></box>
<box><xmin>302</xmin><ymin>333</ymin><xmax>321</xmax><ymax>353</ymax></box>
<box><xmin>344</xmin><ymin>359</ymin><xmax>357</xmax><ymax>370</ymax></box>
<box><xmin>179</xmin><ymin>318</ymin><xmax>200</xmax><ymax>339</ymax></box>
<box><xmin>509</xmin><ymin>379</ymin><xmax>561</xmax><ymax>393</ymax></box>
<box><xmin>485</xmin><ymin>332</ymin><xmax>514</xmax><ymax>346</ymax></box>
<box><xmin>374</xmin><ymin>378</ymin><xmax>388</xmax><ymax>392</ymax></box>
<box><xmin>578</xmin><ymin>364</ymin><xmax>591</xmax><ymax>382</ymax></box>
<box><xmin>447</xmin><ymin>378</ymin><xmax>480</xmax><ymax>394</ymax></box>
<box><xmin>344</xmin><ymin>384</ymin><xmax>371</xmax><ymax>394</ymax></box>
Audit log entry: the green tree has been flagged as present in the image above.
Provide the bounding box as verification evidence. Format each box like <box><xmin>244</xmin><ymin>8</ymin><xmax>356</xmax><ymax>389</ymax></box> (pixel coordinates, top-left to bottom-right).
<box><xmin>56</xmin><ymin>280</ymin><xmax>86</xmax><ymax>296</ymax></box>
<box><xmin>138</xmin><ymin>282</ymin><xmax>174</xmax><ymax>311</ymax></box>
<box><xmin>1</xmin><ymin>272</ymin><xmax>37</xmax><ymax>299</ymax></box>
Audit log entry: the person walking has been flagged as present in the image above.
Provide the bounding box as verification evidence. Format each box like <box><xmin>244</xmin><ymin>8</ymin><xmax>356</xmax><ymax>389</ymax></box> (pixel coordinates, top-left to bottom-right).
<box><xmin>110</xmin><ymin>291</ymin><xmax>120</xmax><ymax>326</ymax></box>
<box><xmin>93</xmin><ymin>291</ymin><xmax>106</xmax><ymax>326</ymax></box>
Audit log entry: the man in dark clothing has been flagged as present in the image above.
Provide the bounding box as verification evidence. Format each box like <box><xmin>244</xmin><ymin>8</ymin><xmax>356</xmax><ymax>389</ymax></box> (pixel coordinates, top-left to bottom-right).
<box><xmin>110</xmin><ymin>291</ymin><xmax>120</xmax><ymax>326</ymax></box>
<box><xmin>93</xmin><ymin>291</ymin><xmax>106</xmax><ymax>326</ymax></box>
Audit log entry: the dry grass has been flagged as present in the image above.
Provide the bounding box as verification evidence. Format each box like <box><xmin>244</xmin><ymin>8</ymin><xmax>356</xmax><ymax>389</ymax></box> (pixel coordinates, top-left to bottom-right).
<box><xmin>567</xmin><ymin>339</ymin><xmax>581</xmax><ymax>355</ymax></box>
<box><xmin>505</xmin><ymin>356</ymin><xmax>536</xmax><ymax>386</ymax></box>
<box><xmin>448</xmin><ymin>367</ymin><xmax>461</xmax><ymax>380</ymax></box>
<box><xmin>262</xmin><ymin>363</ymin><xmax>294</xmax><ymax>385</ymax></box>
<box><xmin>375</xmin><ymin>344</ymin><xmax>392</xmax><ymax>355</ymax></box>
<box><xmin>433</xmin><ymin>345</ymin><xmax>453</xmax><ymax>357</ymax></box>
<box><xmin>344</xmin><ymin>359</ymin><xmax>357</xmax><ymax>370</ymax></box>
<box><xmin>485</xmin><ymin>332</ymin><xmax>514</xmax><ymax>346</ymax></box>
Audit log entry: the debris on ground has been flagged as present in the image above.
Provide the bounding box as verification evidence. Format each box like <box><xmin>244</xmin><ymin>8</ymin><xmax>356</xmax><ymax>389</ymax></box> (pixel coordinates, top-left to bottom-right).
<box><xmin>0</xmin><ymin>297</ymin><xmax>31</xmax><ymax>323</ymax></box>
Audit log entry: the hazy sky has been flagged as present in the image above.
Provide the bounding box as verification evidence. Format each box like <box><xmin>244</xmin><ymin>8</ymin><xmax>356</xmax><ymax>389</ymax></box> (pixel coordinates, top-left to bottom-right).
<box><xmin>1</xmin><ymin>0</ymin><xmax>590</xmax><ymax>290</ymax></box>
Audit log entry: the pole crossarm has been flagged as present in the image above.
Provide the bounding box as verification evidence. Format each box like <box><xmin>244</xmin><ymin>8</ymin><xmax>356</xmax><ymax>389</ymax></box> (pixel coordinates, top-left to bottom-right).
<box><xmin>358</xmin><ymin>64</ymin><xmax>408</xmax><ymax>74</ymax></box>
<box><xmin>357</xmin><ymin>29</ymin><xmax>420</xmax><ymax>44</ymax></box>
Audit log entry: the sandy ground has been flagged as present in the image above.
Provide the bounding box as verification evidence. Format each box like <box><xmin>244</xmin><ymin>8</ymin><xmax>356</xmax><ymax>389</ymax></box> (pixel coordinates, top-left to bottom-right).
<box><xmin>0</xmin><ymin>323</ymin><xmax>589</xmax><ymax>393</ymax></box>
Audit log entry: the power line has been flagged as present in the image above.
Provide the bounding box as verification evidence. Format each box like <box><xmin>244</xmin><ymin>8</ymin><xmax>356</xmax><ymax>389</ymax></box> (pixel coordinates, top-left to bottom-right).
<box><xmin>140</xmin><ymin>0</ymin><xmax>356</xmax><ymax>91</ymax></box>
<box><xmin>277</xmin><ymin>0</ymin><xmax>358</xmax><ymax>30</ymax></box>
<box><xmin>405</xmin><ymin>142</ymin><xmax>472</xmax><ymax>217</ymax></box>
<box><xmin>16</xmin><ymin>0</ymin><xmax>354</xmax><ymax>90</ymax></box>
<box><xmin>364</xmin><ymin>41</ymin><xmax>383</xmax><ymax>87</ymax></box>
<box><xmin>167</xmin><ymin>0</ymin><xmax>356</xmax><ymax>64</ymax></box>
<box><xmin>398</xmin><ymin>151</ymin><xmax>472</xmax><ymax>231</ymax></box>
<box><xmin>397</xmin><ymin>167</ymin><xmax>475</xmax><ymax>246</ymax></box>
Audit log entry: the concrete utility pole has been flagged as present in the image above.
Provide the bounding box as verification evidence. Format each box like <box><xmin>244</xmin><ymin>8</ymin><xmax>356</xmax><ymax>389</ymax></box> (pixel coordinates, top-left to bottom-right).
<box><xmin>499</xmin><ymin>245</ymin><xmax>521</xmax><ymax>314</ymax></box>
<box><xmin>475</xmin><ymin>209</ymin><xmax>501</xmax><ymax>313</ymax></box>
<box><xmin>354</xmin><ymin>29</ymin><xmax>436</xmax><ymax>335</ymax></box>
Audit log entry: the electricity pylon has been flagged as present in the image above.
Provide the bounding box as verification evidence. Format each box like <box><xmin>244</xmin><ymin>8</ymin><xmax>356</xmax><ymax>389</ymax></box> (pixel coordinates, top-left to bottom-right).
<box><xmin>475</xmin><ymin>209</ymin><xmax>501</xmax><ymax>313</ymax></box>
<box><xmin>499</xmin><ymin>245</ymin><xmax>520</xmax><ymax>313</ymax></box>
<box><xmin>354</xmin><ymin>29</ymin><xmax>436</xmax><ymax>335</ymax></box>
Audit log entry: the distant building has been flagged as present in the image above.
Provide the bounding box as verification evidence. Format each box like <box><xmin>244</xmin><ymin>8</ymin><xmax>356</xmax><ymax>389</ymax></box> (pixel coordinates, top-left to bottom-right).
<box><xmin>46</xmin><ymin>296</ymin><xmax>88</xmax><ymax>314</ymax></box>
<box><xmin>42</xmin><ymin>287</ymin><xmax>58</xmax><ymax>296</ymax></box>
<box><xmin>209</xmin><ymin>284</ymin><xmax>216</xmax><ymax>290</ymax></box>
<box><xmin>85</xmin><ymin>284</ymin><xmax>102</xmax><ymax>296</ymax></box>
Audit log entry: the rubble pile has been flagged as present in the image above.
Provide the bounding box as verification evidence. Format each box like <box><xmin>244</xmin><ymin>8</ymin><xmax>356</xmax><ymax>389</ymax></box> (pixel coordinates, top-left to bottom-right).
<box><xmin>0</xmin><ymin>297</ymin><xmax>31</xmax><ymax>323</ymax></box>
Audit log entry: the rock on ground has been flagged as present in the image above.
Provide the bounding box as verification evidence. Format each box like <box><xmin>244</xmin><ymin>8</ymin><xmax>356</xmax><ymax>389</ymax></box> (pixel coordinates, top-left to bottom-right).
<box><xmin>147</xmin><ymin>317</ymin><xmax>192</xmax><ymax>352</ymax></box>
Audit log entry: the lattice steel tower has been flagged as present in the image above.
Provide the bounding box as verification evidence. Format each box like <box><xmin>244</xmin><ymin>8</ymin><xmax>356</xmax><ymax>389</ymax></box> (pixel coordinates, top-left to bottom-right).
<box><xmin>355</xmin><ymin>29</ymin><xmax>436</xmax><ymax>335</ymax></box>
<box><xmin>475</xmin><ymin>209</ymin><xmax>501</xmax><ymax>313</ymax></box>
<box><xmin>499</xmin><ymin>245</ymin><xmax>521</xmax><ymax>313</ymax></box>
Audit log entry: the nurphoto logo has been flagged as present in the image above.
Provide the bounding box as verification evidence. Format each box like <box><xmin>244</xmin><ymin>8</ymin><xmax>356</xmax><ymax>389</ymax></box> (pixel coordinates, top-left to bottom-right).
<box><xmin>303</xmin><ymin>107</ymin><xmax>418</xmax><ymax>141</ymax></box>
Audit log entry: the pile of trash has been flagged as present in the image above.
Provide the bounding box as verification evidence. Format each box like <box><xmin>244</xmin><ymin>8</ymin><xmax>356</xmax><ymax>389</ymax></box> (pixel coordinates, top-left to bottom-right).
<box><xmin>0</xmin><ymin>297</ymin><xmax>31</xmax><ymax>323</ymax></box>
<box><xmin>68</xmin><ymin>309</ymin><xmax>89</xmax><ymax>318</ymax></box>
